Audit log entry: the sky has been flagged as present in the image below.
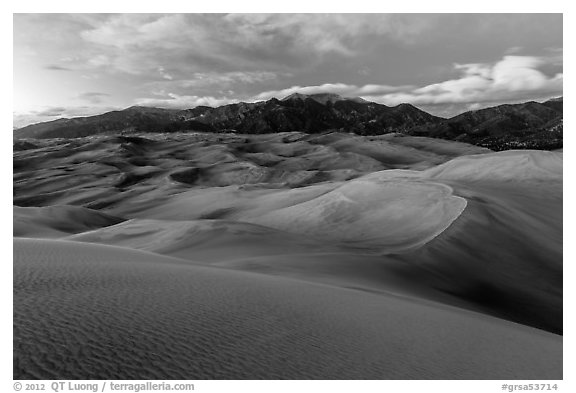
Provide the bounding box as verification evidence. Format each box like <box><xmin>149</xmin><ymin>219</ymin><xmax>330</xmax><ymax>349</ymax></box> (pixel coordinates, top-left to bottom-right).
<box><xmin>13</xmin><ymin>13</ymin><xmax>563</xmax><ymax>128</ymax></box>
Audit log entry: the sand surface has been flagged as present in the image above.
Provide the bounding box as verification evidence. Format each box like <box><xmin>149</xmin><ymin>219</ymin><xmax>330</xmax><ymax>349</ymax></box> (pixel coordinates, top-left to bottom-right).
<box><xmin>14</xmin><ymin>239</ymin><xmax>561</xmax><ymax>379</ymax></box>
<box><xmin>13</xmin><ymin>132</ymin><xmax>562</xmax><ymax>379</ymax></box>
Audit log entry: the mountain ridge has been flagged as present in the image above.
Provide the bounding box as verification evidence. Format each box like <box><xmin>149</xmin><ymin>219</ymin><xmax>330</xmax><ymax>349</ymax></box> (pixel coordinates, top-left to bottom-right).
<box><xmin>14</xmin><ymin>94</ymin><xmax>562</xmax><ymax>151</ymax></box>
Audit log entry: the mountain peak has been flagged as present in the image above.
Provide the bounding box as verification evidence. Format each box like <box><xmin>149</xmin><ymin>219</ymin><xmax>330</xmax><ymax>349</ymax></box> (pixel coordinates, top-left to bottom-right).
<box><xmin>307</xmin><ymin>93</ymin><xmax>345</xmax><ymax>105</ymax></box>
<box><xmin>281</xmin><ymin>93</ymin><xmax>310</xmax><ymax>101</ymax></box>
<box><xmin>124</xmin><ymin>105</ymin><xmax>177</xmax><ymax>114</ymax></box>
<box><xmin>281</xmin><ymin>92</ymin><xmax>368</xmax><ymax>105</ymax></box>
<box><xmin>545</xmin><ymin>97</ymin><xmax>563</xmax><ymax>103</ymax></box>
<box><xmin>125</xmin><ymin>105</ymin><xmax>151</xmax><ymax>111</ymax></box>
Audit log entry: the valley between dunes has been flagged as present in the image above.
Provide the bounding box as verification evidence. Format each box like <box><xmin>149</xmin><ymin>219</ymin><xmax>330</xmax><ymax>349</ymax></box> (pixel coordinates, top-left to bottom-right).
<box><xmin>13</xmin><ymin>131</ymin><xmax>563</xmax><ymax>379</ymax></box>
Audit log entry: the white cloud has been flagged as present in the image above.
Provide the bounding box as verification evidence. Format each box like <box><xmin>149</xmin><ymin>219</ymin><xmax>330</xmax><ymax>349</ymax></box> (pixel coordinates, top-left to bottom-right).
<box><xmin>135</xmin><ymin>93</ymin><xmax>239</xmax><ymax>109</ymax></box>
<box><xmin>252</xmin><ymin>83</ymin><xmax>357</xmax><ymax>101</ymax></box>
<box><xmin>157</xmin><ymin>66</ymin><xmax>173</xmax><ymax>81</ymax></box>
<box><xmin>252</xmin><ymin>83</ymin><xmax>411</xmax><ymax>101</ymax></box>
<box><xmin>356</xmin><ymin>84</ymin><xmax>417</xmax><ymax>95</ymax></box>
<box><xmin>491</xmin><ymin>56</ymin><xmax>549</xmax><ymax>91</ymax></box>
<box><xmin>250</xmin><ymin>56</ymin><xmax>561</xmax><ymax>107</ymax></box>
<box><xmin>133</xmin><ymin>55</ymin><xmax>562</xmax><ymax>111</ymax></box>
<box><xmin>363</xmin><ymin>55</ymin><xmax>563</xmax><ymax>106</ymax></box>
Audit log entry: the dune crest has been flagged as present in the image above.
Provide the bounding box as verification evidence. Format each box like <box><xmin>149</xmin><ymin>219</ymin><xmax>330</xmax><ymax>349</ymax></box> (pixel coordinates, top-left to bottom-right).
<box><xmin>66</xmin><ymin>218</ymin><xmax>330</xmax><ymax>261</ymax></box>
<box><xmin>14</xmin><ymin>205</ymin><xmax>125</xmax><ymax>238</ymax></box>
<box><xmin>425</xmin><ymin>150</ymin><xmax>562</xmax><ymax>182</ymax></box>
<box><xmin>13</xmin><ymin>133</ymin><xmax>562</xmax><ymax>379</ymax></box>
<box><xmin>247</xmin><ymin>176</ymin><xmax>467</xmax><ymax>253</ymax></box>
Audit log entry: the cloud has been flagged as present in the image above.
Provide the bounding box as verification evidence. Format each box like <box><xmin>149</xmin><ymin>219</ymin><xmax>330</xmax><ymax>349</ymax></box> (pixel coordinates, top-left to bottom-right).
<box><xmin>157</xmin><ymin>66</ymin><xmax>173</xmax><ymax>80</ymax></box>
<box><xmin>225</xmin><ymin>14</ymin><xmax>436</xmax><ymax>55</ymax></box>
<box><xmin>77</xmin><ymin>92</ymin><xmax>110</xmax><ymax>104</ymax></box>
<box><xmin>505</xmin><ymin>46</ymin><xmax>523</xmax><ymax>54</ymax></box>
<box><xmin>189</xmin><ymin>71</ymin><xmax>282</xmax><ymax>85</ymax></box>
<box><xmin>148</xmin><ymin>71</ymin><xmax>283</xmax><ymax>91</ymax></box>
<box><xmin>248</xmin><ymin>80</ymin><xmax>451</xmax><ymax>102</ymax></box>
<box><xmin>79</xmin><ymin>14</ymin><xmax>239</xmax><ymax>74</ymax></box>
<box><xmin>76</xmin><ymin>14</ymin><xmax>439</xmax><ymax>76</ymax></box>
<box><xmin>35</xmin><ymin>107</ymin><xmax>68</xmax><ymax>117</ymax></box>
<box><xmin>135</xmin><ymin>93</ymin><xmax>239</xmax><ymax>109</ymax></box>
<box><xmin>14</xmin><ymin>53</ymin><xmax>563</xmax><ymax>128</ymax></box>
<box><xmin>131</xmin><ymin>55</ymin><xmax>561</xmax><ymax>114</ymax></box>
<box><xmin>44</xmin><ymin>64</ymin><xmax>73</xmax><ymax>71</ymax></box>
<box><xmin>14</xmin><ymin>105</ymin><xmax>119</xmax><ymax>128</ymax></box>
<box><xmin>367</xmin><ymin>55</ymin><xmax>562</xmax><ymax>106</ymax></box>
<box><xmin>135</xmin><ymin>82</ymin><xmax>420</xmax><ymax>110</ymax></box>
<box><xmin>356</xmin><ymin>84</ymin><xmax>417</xmax><ymax>95</ymax></box>
<box><xmin>253</xmin><ymin>83</ymin><xmax>362</xmax><ymax>101</ymax></box>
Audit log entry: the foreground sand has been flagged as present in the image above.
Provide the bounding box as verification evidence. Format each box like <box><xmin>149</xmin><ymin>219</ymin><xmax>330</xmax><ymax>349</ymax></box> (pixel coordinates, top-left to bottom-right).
<box><xmin>14</xmin><ymin>238</ymin><xmax>562</xmax><ymax>379</ymax></box>
<box><xmin>13</xmin><ymin>132</ymin><xmax>563</xmax><ymax>379</ymax></box>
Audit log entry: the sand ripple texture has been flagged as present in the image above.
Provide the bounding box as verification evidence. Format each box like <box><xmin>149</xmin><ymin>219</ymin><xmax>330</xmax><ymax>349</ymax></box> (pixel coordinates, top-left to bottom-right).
<box><xmin>14</xmin><ymin>133</ymin><xmax>562</xmax><ymax>379</ymax></box>
<box><xmin>14</xmin><ymin>239</ymin><xmax>561</xmax><ymax>380</ymax></box>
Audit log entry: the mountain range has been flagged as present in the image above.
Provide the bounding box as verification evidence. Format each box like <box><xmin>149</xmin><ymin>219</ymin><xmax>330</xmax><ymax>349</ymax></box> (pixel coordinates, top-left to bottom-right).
<box><xmin>14</xmin><ymin>93</ymin><xmax>563</xmax><ymax>151</ymax></box>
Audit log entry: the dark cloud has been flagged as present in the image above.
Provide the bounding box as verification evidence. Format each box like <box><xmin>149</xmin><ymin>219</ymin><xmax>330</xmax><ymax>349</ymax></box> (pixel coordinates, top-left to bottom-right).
<box><xmin>44</xmin><ymin>64</ymin><xmax>73</xmax><ymax>71</ymax></box>
<box><xmin>14</xmin><ymin>14</ymin><xmax>563</xmax><ymax>125</ymax></box>
<box><xmin>74</xmin><ymin>14</ymin><xmax>446</xmax><ymax>76</ymax></box>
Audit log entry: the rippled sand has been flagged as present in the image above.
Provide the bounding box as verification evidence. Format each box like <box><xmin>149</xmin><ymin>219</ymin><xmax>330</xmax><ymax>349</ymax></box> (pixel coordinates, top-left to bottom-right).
<box><xmin>13</xmin><ymin>132</ymin><xmax>562</xmax><ymax>379</ymax></box>
<box><xmin>14</xmin><ymin>239</ymin><xmax>561</xmax><ymax>379</ymax></box>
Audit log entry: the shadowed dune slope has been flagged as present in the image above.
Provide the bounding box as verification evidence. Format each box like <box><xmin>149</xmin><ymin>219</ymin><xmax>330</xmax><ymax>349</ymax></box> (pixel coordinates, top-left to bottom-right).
<box><xmin>13</xmin><ymin>132</ymin><xmax>562</xmax><ymax>382</ymax></box>
<box><xmin>14</xmin><ymin>205</ymin><xmax>125</xmax><ymax>238</ymax></box>
<box><xmin>66</xmin><ymin>219</ymin><xmax>332</xmax><ymax>261</ymax></box>
<box><xmin>14</xmin><ymin>239</ymin><xmax>561</xmax><ymax>380</ymax></box>
<box><xmin>221</xmin><ymin>151</ymin><xmax>563</xmax><ymax>333</ymax></box>
<box><xmin>68</xmin><ymin>176</ymin><xmax>467</xmax><ymax>255</ymax></box>
<box><xmin>15</xmin><ymin>145</ymin><xmax>563</xmax><ymax>335</ymax></box>
<box><xmin>393</xmin><ymin>150</ymin><xmax>563</xmax><ymax>334</ymax></box>
<box><xmin>13</xmin><ymin>132</ymin><xmax>489</xmax><ymax>212</ymax></box>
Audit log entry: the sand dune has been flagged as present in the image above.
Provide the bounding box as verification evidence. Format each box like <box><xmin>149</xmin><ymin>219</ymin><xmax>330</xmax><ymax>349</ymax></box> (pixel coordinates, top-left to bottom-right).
<box><xmin>425</xmin><ymin>149</ymin><xmax>562</xmax><ymax>182</ymax></box>
<box><xmin>67</xmin><ymin>218</ymin><xmax>332</xmax><ymax>261</ymax></box>
<box><xmin>68</xmin><ymin>175</ymin><xmax>467</xmax><ymax>255</ymax></box>
<box><xmin>14</xmin><ymin>205</ymin><xmax>125</xmax><ymax>238</ymax></box>
<box><xmin>13</xmin><ymin>132</ymin><xmax>488</xmax><ymax>212</ymax></box>
<box><xmin>14</xmin><ymin>238</ymin><xmax>561</xmax><ymax>380</ymax></box>
<box><xmin>13</xmin><ymin>132</ymin><xmax>562</xmax><ymax>379</ymax></box>
<box><xmin>246</xmin><ymin>177</ymin><xmax>466</xmax><ymax>252</ymax></box>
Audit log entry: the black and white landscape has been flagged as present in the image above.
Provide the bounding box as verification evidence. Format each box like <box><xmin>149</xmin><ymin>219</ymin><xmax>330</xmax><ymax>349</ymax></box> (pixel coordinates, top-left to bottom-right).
<box><xmin>13</xmin><ymin>14</ymin><xmax>562</xmax><ymax>380</ymax></box>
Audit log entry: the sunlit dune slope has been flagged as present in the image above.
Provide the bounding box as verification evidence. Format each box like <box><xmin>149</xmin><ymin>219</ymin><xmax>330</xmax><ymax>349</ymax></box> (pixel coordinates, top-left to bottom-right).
<box><xmin>13</xmin><ymin>132</ymin><xmax>489</xmax><ymax>212</ymax></box>
<box><xmin>425</xmin><ymin>149</ymin><xmax>562</xmax><ymax>182</ymax></box>
<box><xmin>14</xmin><ymin>142</ymin><xmax>563</xmax><ymax>335</ymax></box>
<box><xmin>246</xmin><ymin>178</ymin><xmax>466</xmax><ymax>252</ymax></box>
